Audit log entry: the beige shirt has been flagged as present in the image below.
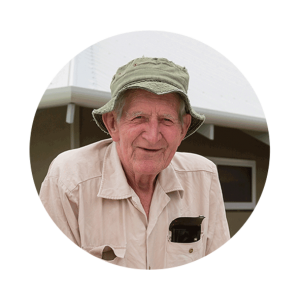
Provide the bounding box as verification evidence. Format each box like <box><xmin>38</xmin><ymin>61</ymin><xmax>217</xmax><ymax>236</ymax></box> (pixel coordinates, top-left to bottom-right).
<box><xmin>40</xmin><ymin>138</ymin><xmax>230</xmax><ymax>269</ymax></box>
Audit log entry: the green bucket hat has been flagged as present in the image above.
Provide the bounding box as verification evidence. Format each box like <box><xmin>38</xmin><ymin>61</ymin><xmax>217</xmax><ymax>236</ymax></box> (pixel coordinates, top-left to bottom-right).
<box><xmin>92</xmin><ymin>57</ymin><xmax>205</xmax><ymax>139</ymax></box>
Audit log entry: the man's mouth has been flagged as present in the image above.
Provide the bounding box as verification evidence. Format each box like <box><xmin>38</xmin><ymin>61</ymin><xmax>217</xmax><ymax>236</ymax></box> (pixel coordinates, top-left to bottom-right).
<box><xmin>139</xmin><ymin>147</ymin><xmax>161</xmax><ymax>152</ymax></box>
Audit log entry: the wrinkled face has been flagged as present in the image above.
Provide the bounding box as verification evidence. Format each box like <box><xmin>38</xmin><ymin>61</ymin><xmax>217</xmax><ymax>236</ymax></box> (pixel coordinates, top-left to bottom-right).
<box><xmin>105</xmin><ymin>89</ymin><xmax>191</xmax><ymax>178</ymax></box>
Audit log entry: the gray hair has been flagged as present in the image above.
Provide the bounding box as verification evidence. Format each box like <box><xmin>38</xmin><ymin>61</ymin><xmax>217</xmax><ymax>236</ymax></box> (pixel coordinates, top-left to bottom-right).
<box><xmin>114</xmin><ymin>89</ymin><xmax>187</xmax><ymax>125</ymax></box>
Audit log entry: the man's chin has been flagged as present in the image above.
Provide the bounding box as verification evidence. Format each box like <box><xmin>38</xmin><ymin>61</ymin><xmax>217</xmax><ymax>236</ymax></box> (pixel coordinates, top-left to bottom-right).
<box><xmin>133</xmin><ymin>161</ymin><xmax>165</xmax><ymax>176</ymax></box>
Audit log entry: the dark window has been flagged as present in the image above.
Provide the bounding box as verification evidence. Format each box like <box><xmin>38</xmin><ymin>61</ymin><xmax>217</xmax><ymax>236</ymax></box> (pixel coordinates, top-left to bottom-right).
<box><xmin>217</xmin><ymin>165</ymin><xmax>252</xmax><ymax>203</ymax></box>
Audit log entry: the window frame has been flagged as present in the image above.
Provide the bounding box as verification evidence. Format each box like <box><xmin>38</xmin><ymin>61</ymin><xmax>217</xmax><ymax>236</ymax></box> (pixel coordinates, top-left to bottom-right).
<box><xmin>206</xmin><ymin>157</ymin><xmax>256</xmax><ymax>210</ymax></box>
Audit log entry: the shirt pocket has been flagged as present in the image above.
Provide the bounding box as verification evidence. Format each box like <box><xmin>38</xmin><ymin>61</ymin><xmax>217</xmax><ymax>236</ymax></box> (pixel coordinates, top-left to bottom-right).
<box><xmin>101</xmin><ymin>245</ymin><xmax>127</xmax><ymax>262</ymax></box>
<box><xmin>85</xmin><ymin>245</ymin><xmax>126</xmax><ymax>263</ymax></box>
<box><xmin>166</xmin><ymin>234</ymin><xmax>205</xmax><ymax>268</ymax></box>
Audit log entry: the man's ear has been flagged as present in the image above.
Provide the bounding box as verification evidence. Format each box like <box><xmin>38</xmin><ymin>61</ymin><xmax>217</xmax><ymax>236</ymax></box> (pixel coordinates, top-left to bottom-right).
<box><xmin>102</xmin><ymin>112</ymin><xmax>120</xmax><ymax>142</ymax></box>
<box><xmin>180</xmin><ymin>114</ymin><xmax>192</xmax><ymax>140</ymax></box>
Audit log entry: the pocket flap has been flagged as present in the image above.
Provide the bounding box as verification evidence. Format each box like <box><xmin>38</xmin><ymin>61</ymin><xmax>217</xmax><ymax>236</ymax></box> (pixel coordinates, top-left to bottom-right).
<box><xmin>85</xmin><ymin>245</ymin><xmax>126</xmax><ymax>260</ymax></box>
<box><xmin>102</xmin><ymin>246</ymin><xmax>126</xmax><ymax>260</ymax></box>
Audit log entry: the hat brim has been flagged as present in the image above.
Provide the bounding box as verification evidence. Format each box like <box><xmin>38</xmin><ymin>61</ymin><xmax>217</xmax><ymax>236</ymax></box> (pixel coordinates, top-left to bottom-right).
<box><xmin>92</xmin><ymin>81</ymin><xmax>205</xmax><ymax>139</ymax></box>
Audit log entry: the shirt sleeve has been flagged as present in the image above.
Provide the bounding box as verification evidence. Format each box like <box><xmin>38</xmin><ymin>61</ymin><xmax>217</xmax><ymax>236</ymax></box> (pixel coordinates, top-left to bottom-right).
<box><xmin>205</xmin><ymin>165</ymin><xmax>230</xmax><ymax>255</ymax></box>
<box><xmin>39</xmin><ymin>175</ymin><xmax>81</xmax><ymax>247</ymax></box>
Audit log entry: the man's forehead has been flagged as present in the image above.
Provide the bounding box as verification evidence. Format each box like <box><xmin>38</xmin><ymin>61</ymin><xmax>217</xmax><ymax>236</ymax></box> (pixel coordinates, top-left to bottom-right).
<box><xmin>125</xmin><ymin>96</ymin><xmax>180</xmax><ymax>115</ymax></box>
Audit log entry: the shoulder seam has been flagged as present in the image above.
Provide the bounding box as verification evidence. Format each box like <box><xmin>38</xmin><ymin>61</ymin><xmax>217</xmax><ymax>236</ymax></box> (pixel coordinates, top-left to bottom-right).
<box><xmin>46</xmin><ymin>174</ymin><xmax>103</xmax><ymax>193</ymax></box>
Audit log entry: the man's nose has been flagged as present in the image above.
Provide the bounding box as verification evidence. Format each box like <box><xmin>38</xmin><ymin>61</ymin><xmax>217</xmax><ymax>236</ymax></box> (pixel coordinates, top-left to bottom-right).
<box><xmin>142</xmin><ymin>120</ymin><xmax>162</xmax><ymax>144</ymax></box>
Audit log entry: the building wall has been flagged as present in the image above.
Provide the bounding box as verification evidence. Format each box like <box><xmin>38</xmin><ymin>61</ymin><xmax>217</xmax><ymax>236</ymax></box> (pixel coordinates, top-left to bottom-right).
<box><xmin>30</xmin><ymin>106</ymin><xmax>72</xmax><ymax>193</ymax></box>
<box><xmin>30</xmin><ymin>106</ymin><xmax>270</xmax><ymax>238</ymax></box>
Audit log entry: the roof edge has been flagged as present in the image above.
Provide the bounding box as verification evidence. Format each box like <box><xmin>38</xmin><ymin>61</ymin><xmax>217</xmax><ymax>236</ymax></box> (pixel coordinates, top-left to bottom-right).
<box><xmin>38</xmin><ymin>86</ymin><xmax>268</xmax><ymax>132</ymax></box>
<box><xmin>38</xmin><ymin>86</ymin><xmax>111</xmax><ymax>109</ymax></box>
<box><xmin>194</xmin><ymin>107</ymin><xmax>268</xmax><ymax>132</ymax></box>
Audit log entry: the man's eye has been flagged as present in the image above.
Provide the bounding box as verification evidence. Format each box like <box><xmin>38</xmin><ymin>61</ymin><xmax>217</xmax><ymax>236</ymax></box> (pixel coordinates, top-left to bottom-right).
<box><xmin>164</xmin><ymin>118</ymin><xmax>172</xmax><ymax>122</ymax></box>
<box><xmin>134</xmin><ymin>116</ymin><xmax>142</xmax><ymax>120</ymax></box>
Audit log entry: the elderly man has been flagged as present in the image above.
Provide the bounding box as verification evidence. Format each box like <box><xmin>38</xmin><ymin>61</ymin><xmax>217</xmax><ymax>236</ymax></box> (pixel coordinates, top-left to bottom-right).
<box><xmin>40</xmin><ymin>57</ymin><xmax>230</xmax><ymax>269</ymax></box>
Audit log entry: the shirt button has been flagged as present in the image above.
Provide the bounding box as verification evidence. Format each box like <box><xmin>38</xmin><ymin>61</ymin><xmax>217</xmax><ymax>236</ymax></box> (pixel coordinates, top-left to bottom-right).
<box><xmin>189</xmin><ymin>248</ymin><xmax>193</xmax><ymax>253</ymax></box>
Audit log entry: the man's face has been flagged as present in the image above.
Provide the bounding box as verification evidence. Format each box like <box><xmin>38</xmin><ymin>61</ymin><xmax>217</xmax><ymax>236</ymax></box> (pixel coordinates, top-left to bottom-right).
<box><xmin>108</xmin><ymin>89</ymin><xmax>191</xmax><ymax>178</ymax></box>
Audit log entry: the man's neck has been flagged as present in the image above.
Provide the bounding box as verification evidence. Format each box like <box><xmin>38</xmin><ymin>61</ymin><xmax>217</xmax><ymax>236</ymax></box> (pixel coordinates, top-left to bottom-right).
<box><xmin>125</xmin><ymin>171</ymin><xmax>158</xmax><ymax>219</ymax></box>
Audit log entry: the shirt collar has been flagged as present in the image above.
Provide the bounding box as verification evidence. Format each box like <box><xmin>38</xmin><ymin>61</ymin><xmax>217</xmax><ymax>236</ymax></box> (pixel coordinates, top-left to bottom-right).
<box><xmin>97</xmin><ymin>141</ymin><xmax>132</xmax><ymax>199</ymax></box>
<box><xmin>157</xmin><ymin>161</ymin><xmax>184</xmax><ymax>198</ymax></box>
<box><xmin>97</xmin><ymin>141</ymin><xmax>184</xmax><ymax>200</ymax></box>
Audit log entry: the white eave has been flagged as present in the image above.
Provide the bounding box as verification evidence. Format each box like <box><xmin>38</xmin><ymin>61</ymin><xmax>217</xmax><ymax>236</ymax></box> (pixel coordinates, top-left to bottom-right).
<box><xmin>40</xmin><ymin>86</ymin><xmax>111</xmax><ymax>110</ymax></box>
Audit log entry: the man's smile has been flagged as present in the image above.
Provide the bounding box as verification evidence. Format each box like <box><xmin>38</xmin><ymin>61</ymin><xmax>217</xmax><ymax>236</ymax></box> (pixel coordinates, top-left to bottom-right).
<box><xmin>137</xmin><ymin>147</ymin><xmax>163</xmax><ymax>153</ymax></box>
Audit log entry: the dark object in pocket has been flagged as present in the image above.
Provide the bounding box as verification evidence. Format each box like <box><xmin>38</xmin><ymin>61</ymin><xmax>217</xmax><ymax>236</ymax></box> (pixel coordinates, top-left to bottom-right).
<box><xmin>169</xmin><ymin>216</ymin><xmax>205</xmax><ymax>243</ymax></box>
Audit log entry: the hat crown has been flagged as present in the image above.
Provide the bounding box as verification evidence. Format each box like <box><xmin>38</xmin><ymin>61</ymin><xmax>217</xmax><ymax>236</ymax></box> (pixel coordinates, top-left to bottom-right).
<box><xmin>110</xmin><ymin>57</ymin><xmax>189</xmax><ymax>97</ymax></box>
